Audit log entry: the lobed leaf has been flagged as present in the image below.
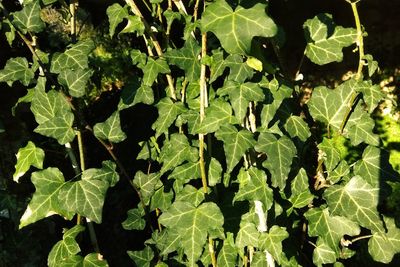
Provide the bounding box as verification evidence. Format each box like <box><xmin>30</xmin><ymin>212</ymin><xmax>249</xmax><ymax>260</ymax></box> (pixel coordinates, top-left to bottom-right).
<box><xmin>13</xmin><ymin>141</ymin><xmax>44</xmax><ymax>183</ymax></box>
<box><xmin>0</xmin><ymin>57</ymin><xmax>34</xmax><ymax>86</ymax></box>
<box><xmin>94</xmin><ymin>111</ymin><xmax>127</xmax><ymax>143</ymax></box>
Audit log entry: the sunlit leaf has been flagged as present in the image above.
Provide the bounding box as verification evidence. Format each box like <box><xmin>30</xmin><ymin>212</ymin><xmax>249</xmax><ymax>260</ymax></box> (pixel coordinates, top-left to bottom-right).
<box><xmin>312</xmin><ymin>238</ymin><xmax>337</xmax><ymax>266</ymax></box>
<box><xmin>235</xmin><ymin>222</ymin><xmax>259</xmax><ymax>254</ymax></box>
<box><xmin>217</xmin><ymin>233</ymin><xmax>237</xmax><ymax>267</ymax></box>
<box><xmin>201</xmin><ymin>0</ymin><xmax>277</xmax><ymax>55</ymax></box>
<box><xmin>215</xmin><ymin>124</ymin><xmax>256</xmax><ymax>173</ymax></box>
<box><xmin>323</xmin><ymin>176</ymin><xmax>384</xmax><ymax>232</ymax></box>
<box><xmin>165</xmin><ymin>37</ymin><xmax>201</xmax><ymax>82</ymax></box>
<box><xmin>13</xmin><ymin>141</ymin><xmax>44</xmax><ymax>183</ymax></box>
<box><xmin>259</xmin><ymin>226</ymin><xmax>289</xmax><ymax>265</ymax></box>
<box><xmin>175</xmin><ymin>185</ymin><xmax>205</xmax><ymax>207</ymax></box>
<box><xmin>150</xmin><ymin>186</ymin><xmax>173</xmax><ymax>212</ymax></box>
<box><xmin>303</xmin><ymin>13</ymin><xmax>357</xmax><ymax>65</ymax></box>
<box><xmin>159</xmin><ymin>201</ymin><xmax>224</xmax><ymax>265</ymax></box>
<box><xmin>133</xmin><ymin>171</ymin><xmax>161</xmax><ymax>204</ymax></box>
<box><xmin>34</xmin><ymin>111</ymin><xmax>75</xmax><ymax>145</ymax></box>
<box><xmin>346</xmin><ymin>112</ymin><xmax>379</xmax><ymax>146</ymax></box>
<box><xmin>0</xmin><ymin>57</ymin><xmax>34</xmax><ymax>86</ymax></box>
<box><xmin>152</xmin><ymin>97</ymin><xmax>186</xmax><ymax>137</ymax></box>
<box><xmin>255</xmin><ymin>133</ymin><xmax>296</xmax><ymax>189</ymax></box>
<box><xmin>208</xmin><ymin>158</ymin><xmax>222</xmax><ymax>186</ymax></box>
<box><xmin>354</xmin><ymin>80</ymin><xmax>383</xmax><ymax>113</ymax></box>
<box><xmin>209</xmin><ymin>49</ymin><xmax>226</xmax><ymax>83</ymax></box>
<box><xmin>120</xmin><ymin>15</ymin><xmax>145</xmax><ymax>35</ymax></box>
<box><xmin>51</xmin><ymin>40</ymin><xmax>95</xmax><ymax>73</ymax></box>
<box><xmin>83</xmin><ymin>253</ymin><xmax>108</xmax><ymax>267</ymax></box>
<box><xmin>142</xmin><ymin>57</ymin><xmax>170</xmax><ymax>86</ymax></box>
<box><xmin>58</xmin><ymin>68</ymin><xmax>93</xmax><ymax>98</ymax></box>
<box><xmin>19</xmin><ymin>168</ymin><xmax>72</xmax><ymax>228</ymax></box>
<box><xmin>48</xmin><ymin>225</ymin><xmax>85</xmax><ymax>267</ymax></box>
<box><xmin>12</xmin><ymin>0</ymin><xmax>45</xmax><ymax>34</ymax></box>
<box><xmin>284</xmin><ymin>116</ymin><xmax>311</xmax><ymax>142</ymax></box>
<box><xmin>368</xmin><ymin>217</ymin><xmax>400</xmax><ymax>263</ymax></box>
<box><xmin>169</xmin><ymin>162</ymin><xmax>201</xmax><ymax>183</ymax></box>
<box><xmin>225</xmin><ymin>54</ymin><xmax>253</xmax><ymax>83</ymax></box>
<box><xmin>106</xmin><ymin>3</ymin><xmax>128</xmax><ymax>37</ymax></box>
<box><xmin>94</xmin><ymin>111</ymin><xmax>126</xmax><ymax>143</ymax></box>
<box><xmin>288</xmin><ymin>168</ymin><xmax>314</xmax><ymax>210</ymax></box>
<box><xmin>122</xmin><ymin>207</ymin><xmax>145</xmax><ymax>230</ymax></box>
<box><xmin>127</xmin><ymin>246</ymin><xmax>154</xmax><ymax>267</ymax></box>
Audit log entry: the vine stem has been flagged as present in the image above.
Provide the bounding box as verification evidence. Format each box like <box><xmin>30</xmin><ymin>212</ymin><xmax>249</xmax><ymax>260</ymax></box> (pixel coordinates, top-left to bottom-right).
<box><xmin>70</xmin><ymin>0</ymin><xmax>78</xmax><ymax>42</ymax></box>
<box><xmin>124</xmin><ymin>0</ymin><xmax>177</xmax><ymax>100</ymax></box>
<box><xmin>339</xmin><ymin>0</ymin><xmax>364</xmax><ymax>133</ymax></box>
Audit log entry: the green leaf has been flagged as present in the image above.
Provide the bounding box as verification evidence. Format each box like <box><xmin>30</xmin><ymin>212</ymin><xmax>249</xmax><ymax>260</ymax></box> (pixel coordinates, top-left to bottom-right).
<box><xmin>152</xmin><ymin>97</ymin><xmax>186</xmax><ymax>137</ymax></box>
<box><xmin>217</xmin><ymin>233</ymin><xmax>237</xmax><ymax>267</ymax></box>
<box><xmin>12</xmin><ymin>0</ymin><xmax>45</xmax><ymax>34</ymax></box>
<box><xmin>235</xmin><ymin>222</ymin><xmax>259</xmax><ymax>254</ymax></box>
<box><xmin>58</xmin><ymin>69</ymin><xmax>93</xmax><ymax>98</ymax></box>
<box><xmin>133</xmin><ymin>171</ymin><xmax>161</xmax><ymax>204</ymax></box>
<box><xmin>215</xmin><ymin>124</ymin><xmax>256</xmax><ymax>173</ymax></box>
<box><xmin>259</xmin><ymin>226</ymin><xmax>289</xmax><ymax>265</ymax></box>
<box><xmin>305</xmin><ymin>207</ymin><xmax>360</xmax><ymax>255</ymax></box>
<box><xmin>83</xmin><ymin>253</ymin><xmax>108</xmax><ymax>267</ymax></box>
<box><xmin>35</xmin><ymin>111</ymin><xmax>76</xmax><ymax>145</ymax></box>
<box><xmin>288</xmin><ymin>168</ymin><xmax>314</xmax><ymax>210</ymax></box>
<box><xmin>194</xmin><ymin>98</ymin><xmax>238</xmax><ymax>134</ymax></box>
<box><xmin>201</xmin><ymin>0</ymin><xmax>277</xmax><ymax>55</ymax></box>
<box><xmin>346</xmin><ymin>113</ymin><xmax>379</xmax><ymax>146</ymax></box>
<box><xmin>159</xmin><ymin>133</ymin><xmax>198</xmax><ymax>175</ymax></box>
<box><xmin>318</xmin><ymin>137</ymin><xmax>342</xmax><ymax>172</ymax></box>
<box><xmin>323</xmin><ymin>176</ymin><xmax>384</xmax><ymax>232</ymax></box>
<box><xmin>225</xmin><ymin>54</ymin><xmax>254</xmax><ymax>83</ymax></box>
<box><xmin>0</xmin><ymin>57</ymin><xmax>34</xmax><ymax>86</ymax></box>
<box><xmin>48</xmin><ymin>225</ymin><xmax>85</xmax><ymax>267</ymax></box>
<box><xmin>368</xmin><ymin>217</ymin><xmax>400</xmax><ymax>263</ymax></box>
<box><xmin>355</xmin><ymin>80</ymin><xmax>383</xmax><ymax>113</ymax></box>
<box><xmin>312</xmin><ymin>239</ymin><xmax>337</xmax><ymax>266</ymax></box>
<box><xmin>94</xmin><ymin>111</ymin><xmax>126</xmax><ymax>143</ymax></box>
<box><xmin>169</xmin><ymin>162</ymin><xmax>201</xmax><ymax>183</ymax></box>
<box><xmin>150</xmin><ymin>228</ymin><xmax>181</xmax><ymax>256</ymax></box>
<box><xmin>363</xmin><ymin>54</ymin><xmax>379</xmax><ymax>78</ymax></box>
<box><xmin>19</xmin><ymin>168</ymin><xmax>72</xmax><ymax>228</ymax></box>
<box><xmin>12</xmin><ymin>88</ymin><xmax>35</xmax><ymax>116</ymax></box>
<box><xmin>284</xmin><ymin>116</ymin><xmax>311</xmax><ymax>142</ymax></box>
<box><xmin>209</xmin><ymin>49</ymin><xmax>226</xmax><ymax>83</ymax></box>
<box><xmin>303</xmin><ymin>13</ymin><xmax>357</xmax><ymax>65</ymax></box>
<box><xmin>59</xmin><ymin>174</ymin><xmax>111</xmax><ymax>223</ymax></box>
<box><xmin>13</xmin><ymin>141</ymin><xmax>44</xmax><ymax>183</ymax></box>
<box><xmin>127</xmin><ymin>246</ymin><xmax>154</xmax><ymax>267</ymax></box>
<box><xmin>159</xmin><ymin>201</ymin><xmax>224</xmax><ymax>265</ymax></box>
<box><xmin>255</xmin><ymin>133</ymin><xmax>296</xmax><ymax>189</ymax></box>
<box><xmin>308</xmin><ymin>79</ymin><xmax>359</xmax><ymax>131</ymax></box>
<box><xmin>120</xmin><ymin>15</ymin><xmax>145</xmax><ymax>36</ymax></box>
<box><xmin>165</xmin><ymin>38</ymin><xmax>201</xmax><ymax>82</ymax></box>
<box><xmin>175</xmin><ymin>185</ymin><xmax>205</xmax><ymax>207</ymax></box>
<box><xmin>51</xmin><ymin>40</ymin><xmax>95</xmax><ymax>73</ymax></box>
<box><xmin>208</xmin><ymin>158</ymin><xmax>222</xmax><ymax>186</ymax></box>
<box><xmin>106</xmin><ymin>3</ymin><xmax>128</xmax><ymax>37</ymax></box>
<box><xmin>234</xmin><ymin>167</ymin><xmax>273</xmax><ymax>210</ymax></box>
<box><xmin>122</xmin><ymin>208</ymin><xmax>145</xmax><ymax>230</ymax></box>
<box><xmin>219</xmin><ymin>81</ymin><xmax>264</xmax><ymax>121</ymax></box>
<box><xmin>81</xmin><ymin>160</ymin><xmax>119</xmax><ymax>187</ymax></box>
<box><xmin>150</xmin><ymin>186</ymin><xmax>173</xmax><ymax>212</ymax></box>
<box><xmin>354</xmin><ymin>146</ymin><xmax>396</xmax><ymax>187</ymax></box>
<box><xmin>142</xmin><ymin>57</ymin><xmax>170</xmax><ymax>86</ymax></box>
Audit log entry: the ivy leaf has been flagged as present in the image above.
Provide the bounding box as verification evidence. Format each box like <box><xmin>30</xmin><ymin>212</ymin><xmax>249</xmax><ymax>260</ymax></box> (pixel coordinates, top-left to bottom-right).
<box><xmin>13</xmin><ymin>141</ymin><xmax>44</xmax><ymax>183</ymax></box>
<box><xmin>152</xmin><ymin>97</ymin><xmax>186</xmax><ymax>137</ymax></box>
<box><xmin>259</xmin><ymin>226</ymin><xmax>289</xmax><ymax>265</ymax></box>
<box><xmin>219</xmin><ymin>81</ymin><xmax>264</xmax><ymax>121</ymax></box>
<box><xmin>120</xmin><ymin>15</ymin><xmax>145</xmax><ymax>36</ymax></box>
<box><xmin>150</xmin><ymin>186</ymin><xmax>173</xmax><ymax>212</ymax></box>
<box><xmin>12</xmin><ymin>88</ymin><xmax>34</xmax><ymax>116</ymax></box>
<box><xmin>208</xmin><ymin>158</ymin><xmax>222</xmax><ymax>186</ymax></box>
<box><xmin>215</xmin><ymin>124</ymin><xmax>256</xmax><ymax>173</ymax></box>
<box><xmin>225</xmin><ymin>54</ymin><xmax>254</xmax><ymax>83</ymax></box>
<box><xmin>47</xmin><ymin>225</ymin><xmax>85</xmax><ymax>267</ymax></box>
<box><xmin>305</xmin><ymin>207</ymin><xmax>360</xmax><ymax>255</ymax></box>
<box><xmin>235</xmin><ymin>222</ymin><xmax>259</xmax><ymax>254</ymax></box>
<box><xmin>318</xmin><ymin>137</ymin><xmax>342</xmax><ymax>172</ymax></box>
<box><xmin>142</xmin><ymin>58</ymin><xmax>170</xmax><ymax>86</ymax></box>
<box><xmin>312</xmin><ymin>239</ymin><xmax>337</xmax><ymax>266</ymax></box>
<box><xmin>133</xmin><ymin>171</ymin><xmax>161</xmax><ymax>204</ymax></box>
<box><xmin>217</xmin><ymin>233</ymin><xmax>237</xmax><ymax>267</ymax></box>
<box><xmin>81</xmin><ymin>160</ymin><xmax>119</xmax><ymax>187</ymax></box>
<box><xmin>284</xmin><ymin>116</ymin><xmax>311</xmax><ymax>142</ymax></box>
<box><xmin>175</xmin><ymin>185</ymin><xmax>205</xmax><ymax>207</ymax></box>
<box><xmin>34</xmin><ymin>111</ymin><xmax>75</xmax><ymax>145</ymax></box>
<box><xmin>122</xmin><ymin>208</ymin><xmax>145</xmax><ymax>230</ymax></box>
<box><xmin>127</xmin><ymin>246</ymin><xmax>154</xmax><ymax>267</ymax></box>
<box><xmin>58</xmin><ymin>68</ymin><xmax>93</xmax><ymax>98</ymax></box>
<box><xmin>354</xmin><ymin>146</ymin><xmax>397</xmax><ymax>187</ymax></box>
<box><xmin>19</xmin><ymin>168</ymin><xmax>72</xmax><ymax>229</ymax></box>
<box><xmin>288</xmin><ymin>168</ymin><xmax>314</xmax><ymax>211</ymax></box>
<box><xmin>303</xmin><ymin>13</ymin><xmax>357</xmax><ymax>65</ymax></box>
<box><xmin>210</xmin><ymin>49</ymin><xmax>226</xmax><ymax>83</ymax></box>
<box><xmin>368</xmin><ymin>217</ymin><xmax>400</xmax><ymax>263</ymax></box>
<box><xmin>346</xmin><ymin>113</ymin><xmax>379</xmax><ymax>146</ymax></box>
<box><xmin>165</xmin><ymin>38</ymin><xmax>201</xmax><ymax>82</ymax></box>
<box><xmin>94</xmin><ymin>111</ymin><xmax>126</xmax><ymax>143</ymax></box>
<box><xmin>0</xmin><ymin>57</ymin><xmax>34</xmax><ymax>86</ymax></box>
<box><xmin>234</xmin><ymin>167</ymin><xmax>273</xmax><ymax>210</ymax></box>
<box><xmin>83</xmin><ymin>253</ymin><xmax>108</xmax><ymax>267</ymax></box>
<box><xmin>106</xmin><ymin>3</ymin><xmax>128</xmax><ymax>37</ymax></box>
<box><xmin>308</xmin><ymin>79</ymin><xmax>359</xmax><ymax>130</ymax></box>
<box><xmin>51</xmin><ymin>40</ymin><xmax>95</xmax><ymax>73</ymax></box>
<box><xmin>150</xmin><ymin>228</ymin><xmax>181</xmax><ymax>256</ymax></box>
<box><xmin>355</xmin><ymin>80</ymin><xmax>383</xmax><ymax>113</ymax></box>
<box><xmin>59</xmin><ymin>174</ymin><xmax>111</xmax><ymax>223</ymax></box>
<box><xmin>194</xmin><ymin>99</ymin><xmax>238</xmax><ymax>134</ymax></box>
<box><xmin>201</xmin><ymin>0</ymin><xmax>277</xmax><ymax>55</ymax></box>
<box><xmin>12</xmin><ymin>0</ymin><xmax>45</xmax><ymax>34</ymax></box>
<box><xmin>159</xmin><ymin>134</ymin><xmax>198</xmax><ymax>174</ymax></box>
<box><xmin>169</xmin><ymin>162</ymin><xmax>201</xmax><ymax>183</ymax></box>
<box><xmin>159</xmin><ymin>201</ymin><xmax>224</xmax><ymax>265</ymax></box>
<box><xmin>255</xmin><ymin>133</ymin><xmax>296</xmax><ymax>189</ymax></box>
<box><xmin>323</xmin><ymin>176</ymin><xmax>384</xmax><ymax>232</ymax></box>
